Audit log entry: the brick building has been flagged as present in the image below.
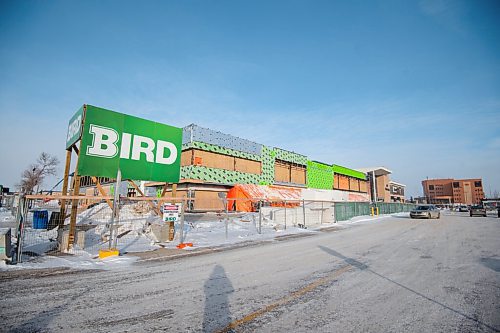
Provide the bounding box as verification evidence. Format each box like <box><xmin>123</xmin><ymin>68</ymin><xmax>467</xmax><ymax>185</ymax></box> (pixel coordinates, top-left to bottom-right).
<box><xmin>356</xmin><ymin>167</ymin><xmax>406</xmax><ymax>203</ymax></box>
<box><xmin>422</xmin><ymin>178</ymin><xmax>484</xmax><ymax>205</ymax></box>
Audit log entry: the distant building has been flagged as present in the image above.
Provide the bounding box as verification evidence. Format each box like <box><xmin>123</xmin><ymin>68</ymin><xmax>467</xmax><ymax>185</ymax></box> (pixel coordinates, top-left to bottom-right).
<box><xmin>389</xmin><ymin>181</ymin><xmax>406</xmax><ymax>203</ymax></box>
<box><xmin>356</xmin><ymin>167</ymin><xmax>406</xmax><ymax>203</ymax></box>
<box><xmin>422</xmin><ymin>178</ymin><xmax>484</xmax><ymax>205</ymax></box>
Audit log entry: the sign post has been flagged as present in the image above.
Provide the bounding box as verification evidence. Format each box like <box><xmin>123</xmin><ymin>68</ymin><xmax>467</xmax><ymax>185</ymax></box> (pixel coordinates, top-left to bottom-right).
<box><xmin>163</xmin><ymin>202</ymin><xmax>182</xmax><ymax>241</ymax></box>
<box><xmin>60</xmin><ymin>105</ymin><xmax>85</xmax><ymax>250</ymax></box>
<box><xmin>109</xmin><ymin>169</ymin><xmax>121</xmax><ymax>250</ymax></box>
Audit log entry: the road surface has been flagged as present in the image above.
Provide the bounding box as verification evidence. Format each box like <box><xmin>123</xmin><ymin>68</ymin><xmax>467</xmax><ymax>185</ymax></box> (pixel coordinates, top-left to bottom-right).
<box><xmin>1</xmin><ymin>211</ymin><xmax>499</xmax><ymax>332</ymax></box>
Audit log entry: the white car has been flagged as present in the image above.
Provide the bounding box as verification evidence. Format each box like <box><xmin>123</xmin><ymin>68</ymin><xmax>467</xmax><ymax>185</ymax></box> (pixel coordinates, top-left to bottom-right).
<box><xmin>410</xmin><ymin>205</ymin><xmax>440</xmax><ymax>219</ymax></box>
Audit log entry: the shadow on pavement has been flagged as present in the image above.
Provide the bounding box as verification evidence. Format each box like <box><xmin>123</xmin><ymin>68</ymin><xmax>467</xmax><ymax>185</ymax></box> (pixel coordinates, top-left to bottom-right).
<box><xmin>391</xmin><ymin>215</ymin><xmax>412</xmax><ymax>219</ymax></box>
<box><xmin>481</xmin><ymin>257</ymin><xmax>500</xmax><ymax>272</ymax></box>
<box><xmin>318</xmin><ymin>245</ymin><xmax>499</xmax><ymax>332</ymax></box>
<box><xmin>203</xmin><ymin>264</ymin><xmax>234</xmax><ymax>332</ymax></box>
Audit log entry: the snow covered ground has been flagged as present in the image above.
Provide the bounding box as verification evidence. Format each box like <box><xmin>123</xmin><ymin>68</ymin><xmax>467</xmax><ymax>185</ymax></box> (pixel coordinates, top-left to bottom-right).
<box><xmin>0</xmin><ymin>203</ymin><xmax>408</xmax><ymax>271</ymax></box>
<box><xmin>0</xmin><ymin>207</ymin><xmax>15</xmax><ymax>223</ymax></box>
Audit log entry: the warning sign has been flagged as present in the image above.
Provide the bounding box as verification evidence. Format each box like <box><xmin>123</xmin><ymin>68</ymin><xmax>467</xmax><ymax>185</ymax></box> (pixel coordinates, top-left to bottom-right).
<box><xmin>163</xmin><ymin>203</ymin><xmax>182</xmax><ymax>223</ymax></box>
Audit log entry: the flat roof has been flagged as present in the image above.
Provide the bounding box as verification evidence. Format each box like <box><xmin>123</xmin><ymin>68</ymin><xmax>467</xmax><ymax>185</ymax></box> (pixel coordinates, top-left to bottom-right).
<box><xmin>388</xmin><ymin>180</ymin><xmax>406</xmax><ymax>187</ymax></box>
<box><xmin>356</xmin><ymin>167</ymin><xmax>392</xmax><ymax>176</ymax></box>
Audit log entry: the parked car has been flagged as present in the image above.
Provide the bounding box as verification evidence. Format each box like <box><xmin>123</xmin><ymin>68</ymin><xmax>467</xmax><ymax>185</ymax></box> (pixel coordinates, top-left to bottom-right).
<box><xmin>458</xmin><ymin>205</ymin><xmax>469</xmax><ymax>212</ymax></box>
<box><xmin>470</xmin><ymin>205</ymin><xmax>487</xmax><ymax>217</ymax></box>
<box><xmin>410</xmin><ymin>205</ymin><xmax>440</xmax><ymax>219</ymax></box>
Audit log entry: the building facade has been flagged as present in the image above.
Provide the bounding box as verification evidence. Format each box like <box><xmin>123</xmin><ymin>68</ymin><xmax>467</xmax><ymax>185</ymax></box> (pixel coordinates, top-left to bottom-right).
<box><xmin>172</xmin><ymin>124</ymin><xmax>371</xmax><ymax>210</ymax></box>
<box><xmin>389</xmin><ymin>181</ymin><xmax>406</xmax><ymax>203</ymax></box>
<box><xmin>80</xmin><ymin>124</ymin><xmax>398</xmax><ymax>211</ymax></box>
<box><xmin>422</xmin><ymin>178</ymin><xmax>484</xmax><ymax>205</ymax></box>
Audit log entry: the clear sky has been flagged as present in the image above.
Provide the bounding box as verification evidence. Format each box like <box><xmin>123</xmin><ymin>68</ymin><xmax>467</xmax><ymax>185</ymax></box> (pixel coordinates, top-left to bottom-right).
<box><xmin>1</xmin><ymin>0</ymin><xmax>499</xmax><ymax>197</ymax></box>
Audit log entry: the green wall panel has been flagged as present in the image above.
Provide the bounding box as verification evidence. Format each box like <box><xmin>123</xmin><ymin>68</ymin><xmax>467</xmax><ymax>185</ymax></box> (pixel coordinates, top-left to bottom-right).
<box><xmin>307</xmin><ymin>160</ymin><xmax>333</xmax><ymax>189</ymax></box>
<box><xmin>332</xmin><ymin>164</ymin><xmax>366</xmax><ymax>180</ymax></box>
<box><xmin>273</xmin><ymin>148</ymin><xmax>308</xmax><ymax>165</ymax></box>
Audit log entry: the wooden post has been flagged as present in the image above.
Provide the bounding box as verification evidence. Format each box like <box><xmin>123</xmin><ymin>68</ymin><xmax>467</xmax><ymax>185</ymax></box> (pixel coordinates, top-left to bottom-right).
<box><xmin>161</xmin><ymin>182</ymin><xmax>169</xmax><ymax>197</ymax></box>
<box><xmin>127</xmin><ymin>180</ymin><xmax>161</xmax><ymax>215</ymax></box>
<box><xmin>172</xmin><ymin>183</ymin><xmax>177</xmax><ymax>198</ymax></box>
<box><xmin>58</xmin><ymin>149</ymin><xmax>72</xmax><ymax>228</ymax></box>
<box><xmin>92</xmin><ymin>176</ymin><xmax>113</xmax><ymax>210</ymax></box>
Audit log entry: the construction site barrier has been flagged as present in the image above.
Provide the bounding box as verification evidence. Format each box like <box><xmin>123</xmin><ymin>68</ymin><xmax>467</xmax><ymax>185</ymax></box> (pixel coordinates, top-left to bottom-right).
<box><xmin>2</xmin><ymin>195</ymin><xmax>415</xmax><ymax>263</ymax></box>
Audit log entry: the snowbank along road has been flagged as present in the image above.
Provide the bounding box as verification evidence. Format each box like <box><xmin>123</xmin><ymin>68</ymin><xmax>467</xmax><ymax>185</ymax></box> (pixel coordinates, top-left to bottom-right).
<box><xmin>1</xmin><ymin>212</ymin><xmax>499</xmax><ymax>332</ymax></box>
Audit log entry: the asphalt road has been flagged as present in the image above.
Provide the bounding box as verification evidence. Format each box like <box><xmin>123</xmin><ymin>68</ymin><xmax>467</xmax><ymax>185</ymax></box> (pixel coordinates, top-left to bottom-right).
<box><xmin>1</xmin><ymin>211</ymin><xmax>499</xmax><ymax>332</ymax></box>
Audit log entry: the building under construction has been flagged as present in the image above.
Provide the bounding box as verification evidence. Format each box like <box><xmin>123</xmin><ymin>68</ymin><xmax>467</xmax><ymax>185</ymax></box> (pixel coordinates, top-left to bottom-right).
<box><xmin>80</xmin><ymin>124</ymin><xmax>405</xmax><ymax>211</ymax></box>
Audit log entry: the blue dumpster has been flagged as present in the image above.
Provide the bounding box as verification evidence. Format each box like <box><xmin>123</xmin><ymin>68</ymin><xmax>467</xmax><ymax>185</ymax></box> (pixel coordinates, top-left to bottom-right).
<box><xmin>33</xmin><ymin>210</ymin><xmax>48</xmax><ymax>229</ymax></box>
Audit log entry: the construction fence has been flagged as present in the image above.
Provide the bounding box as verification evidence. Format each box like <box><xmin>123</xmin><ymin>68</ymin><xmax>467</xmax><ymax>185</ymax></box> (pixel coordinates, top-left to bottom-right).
<box><xmin>3</xmin><ymin>195</ymin><xmax>415</xmax><ymax>263</ymax></box>
<box><xmin>260</xmin><ymin>201</ymin><xmax>415</xmax><ymax>226</ymax></box>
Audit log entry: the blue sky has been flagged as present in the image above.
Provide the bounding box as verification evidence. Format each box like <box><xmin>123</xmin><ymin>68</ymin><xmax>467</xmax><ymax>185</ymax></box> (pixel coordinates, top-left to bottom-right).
<box><xmin>1</xmin><ymin>0</ymin><xmax>499</xmax><ymax>197</ymax></box>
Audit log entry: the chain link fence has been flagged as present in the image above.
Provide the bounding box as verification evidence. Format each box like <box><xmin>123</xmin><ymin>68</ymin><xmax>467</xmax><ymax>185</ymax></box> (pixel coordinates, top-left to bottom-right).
<box><xmin>259</xmin><ymin>200</ymin><xmax>415</xmax><ymax>225</ymax></box>
<box><xmin>7</xmin><ymin>195</ymin><xmax>415</xmax><ymax>263</ymax></box>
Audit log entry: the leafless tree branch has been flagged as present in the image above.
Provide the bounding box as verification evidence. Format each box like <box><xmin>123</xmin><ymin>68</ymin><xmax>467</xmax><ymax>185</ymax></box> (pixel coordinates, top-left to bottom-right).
<box><xmin>17</xmin><ymin>152</ymin><xmax>59</xmax><ymax>194</ymax></box>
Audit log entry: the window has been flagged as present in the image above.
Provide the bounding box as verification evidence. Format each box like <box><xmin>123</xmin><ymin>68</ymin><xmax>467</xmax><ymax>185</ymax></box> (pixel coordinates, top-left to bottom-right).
<box><xmin>453</xmin><ymin>182</ymin><xmax>460</xmax><ymax>188</ymax></box>
<box><xmin>429</xmin><ymin>185</ymin><xmax>434</xmax><ymax>190</ymax></box>
<box><xmin>474</xmin><ymin>181</ymin><xmax>482</xmax><ymax>187</ymax></box>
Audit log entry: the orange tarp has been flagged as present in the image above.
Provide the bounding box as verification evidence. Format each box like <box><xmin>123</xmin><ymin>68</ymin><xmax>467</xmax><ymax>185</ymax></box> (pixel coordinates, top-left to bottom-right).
<box><xmin>227</xmin><ymin>184</ymin><xmax>303</xmax><ymax>212</ymax></box>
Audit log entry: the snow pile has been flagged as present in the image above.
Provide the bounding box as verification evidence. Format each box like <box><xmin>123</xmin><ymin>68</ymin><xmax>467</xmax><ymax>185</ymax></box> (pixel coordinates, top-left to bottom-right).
<box><xmin>162</xmin><ymin>213</ymin><xmax>315</xmax><ymax>250</ymax></box>
<box><xmin>0</xmin><ymin>251</ymin><xmax>138</xmax><ymax>271</ymax></box>
<box><xmin>72</xmin><ymin>202</ymin><xmax>162</xmax><ymax>256</ymax></box>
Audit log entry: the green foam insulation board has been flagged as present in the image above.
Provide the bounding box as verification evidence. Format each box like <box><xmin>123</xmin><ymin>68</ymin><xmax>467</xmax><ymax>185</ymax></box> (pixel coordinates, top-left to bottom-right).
<box><xmin>307</xmin><ymin>160</ymin><xmax>333</xmax><ymax>190</ymax></box>
<box><xmin>332</xmin><ymin>164</ymin><xmax>366</xmax><ymax>180</ymax></box>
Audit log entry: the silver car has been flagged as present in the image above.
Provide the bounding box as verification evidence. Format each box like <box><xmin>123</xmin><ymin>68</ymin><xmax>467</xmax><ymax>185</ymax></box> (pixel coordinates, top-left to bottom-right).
<box><xmin>470</xmin><ymin>205</ymin><xmax>487</xmax><ymax>217</ymax></box>
<box><xmin>410</xmin><ymin>205</ymin><xmax>440</xmax><ymax>219</ymax></box>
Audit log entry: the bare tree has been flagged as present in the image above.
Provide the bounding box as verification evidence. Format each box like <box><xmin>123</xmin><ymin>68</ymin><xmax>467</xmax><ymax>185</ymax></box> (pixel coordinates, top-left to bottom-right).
<box><xmin>18</xmin><ymin>152</ymin><xmax>59</xmax><ymax>194</ymax></box>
